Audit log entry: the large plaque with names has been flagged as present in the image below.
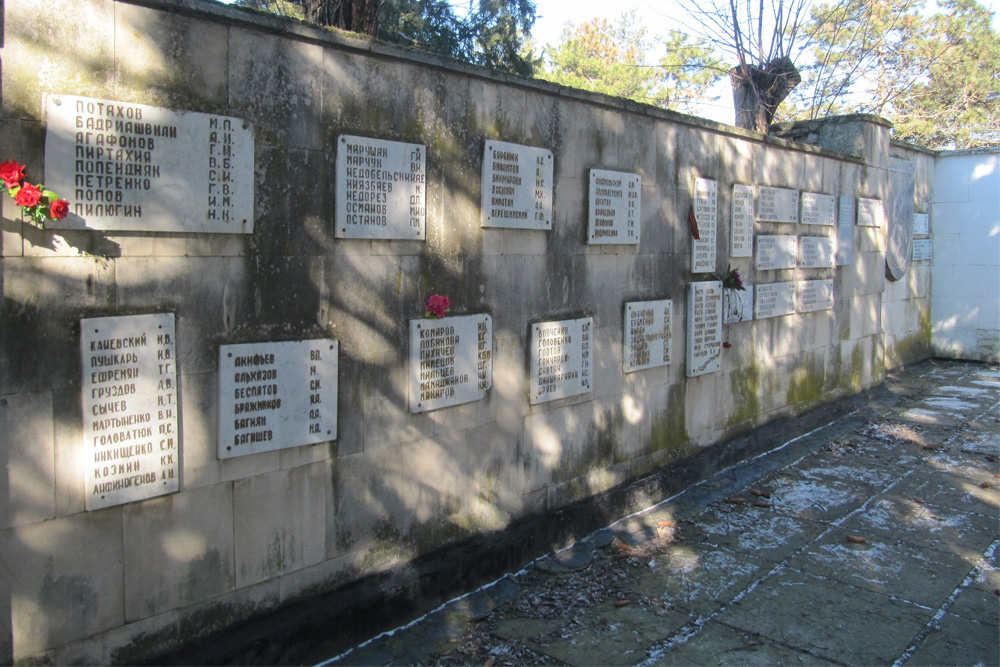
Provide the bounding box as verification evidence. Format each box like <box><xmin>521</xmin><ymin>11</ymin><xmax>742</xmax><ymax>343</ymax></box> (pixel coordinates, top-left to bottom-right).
<box><xmin>800</xmin><ymin>192</ymin><xmax>836</xmax><ymax>226</ymax></box>
<box><xmin>336</xmin><ymin>135</ymin><xmax>426</xmax><ymax>240</ymax></box>
<box><xmin>691</xmin><ymin>178</ymin><xmax>718</xmax><ymax>273</ymax></box>
<box><xmin>756</xmin><ymin>186</ymin><xmax>799</xmax><ymax>223</ymax></box>
<box><xmin>798</xmin><ymin>279</ymin><xmax>834</xmax><ymax>313</ymax></box>
<box><xmin>799</xmin><ymin>236</ymin><xmax>835</xmax><ymax>268</ymax></box>
<box><xmin>857</xmin><ymin>198</ymin><xmax>885</xmax><ymax>227</ymax></box>
<box><xmin>624</xmin><ymin>300</ymin><xmax>673</xmax><ymax>373</ymax></box>
<box><xmin>912</xmin><ymin>239</ymin><xmax>933</xmax><ymax>261</ymax></box>
<box><xmin>754</xmin><ymin>282</ymin><xmax>797</xmax><ymax>319</ymax></box>
<box><xmin>45</xmin><ymin>95</ymin><xmax>254</xmax><ymax>233</ymax></box>
<box><xmin>731</xmin><ymin>184</ymin><xmax>754</xmax><ymax>258</ymax></box>
<box><xmin>913</xmin><ymin>213</ymin><xmax>930</xmax><ymax>236</ymax></box>
<box><xmin>219</xmin><ymin>340</ymin><xmax>338</xmax><ymax>458</ymax></box>
<box><xmin>81</xmin><ymin>313</ymin><xmax>178</xmax><ymax>510</ymax></box>
<box><xmin>837</xmin><ymin>196</ymin><xmax>854</xmax><ymax>266</ymax></box>
<box><xmin>588</xmin><ymin>169</ymin><xmax>640</xmax><ymax>244</ymax></box>
<box><xmin>481</xmin><ymin>140</ymin><xmax>553</xmax><ymax>230</ymax></box>
<box><xmin>756</xmin><ymin>235</ymin><xmax>798</xmax><ymax>270</ymax></box>
<box><xmin>686</xmin><ymin>281</ymin><xmax>722</xmax><ymax>378</ymax></box>
<box><xmin>530</xmin><ymin>317</ymin><xmax>592</xmax><ymax>403</ymax></box>
<box><xmin>723</xmin><ymin>285</ymin><xmax>754</xmax><ymax>324</ymax></box>
<box><xmin>409</xmin><ymin>314</ymin><xmax>492</xmax><ymax>413</ymax></box>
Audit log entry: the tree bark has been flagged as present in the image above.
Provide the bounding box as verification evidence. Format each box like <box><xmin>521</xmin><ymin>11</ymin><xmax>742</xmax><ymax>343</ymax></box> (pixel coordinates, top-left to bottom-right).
<box><xmin>302</xmin><ymin>0</ymin><xmax>382</xmax><ymax>36</ymax></box>
<box><xmin>730</xmin><ymin>56</ymin><xmax>802</xmax><ymax>133</ymax></box>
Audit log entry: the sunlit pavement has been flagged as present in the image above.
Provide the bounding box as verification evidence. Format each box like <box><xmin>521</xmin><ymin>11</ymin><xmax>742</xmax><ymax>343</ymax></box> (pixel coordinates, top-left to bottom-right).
<box><xmin>323</xmin><ymin>360</ymin><xmax>1000</xmax><ymax>667</ymax></box>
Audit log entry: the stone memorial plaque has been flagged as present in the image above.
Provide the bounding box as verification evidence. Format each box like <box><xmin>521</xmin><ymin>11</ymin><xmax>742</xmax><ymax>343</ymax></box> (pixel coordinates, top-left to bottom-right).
<box><xmin>754</xmin><ymin>282</ymin><xmax>797</xmax><ymax>319</ymax></box>
<box><xmin>723</xmin><ymin>285</ymin><xmax>754</xmax><ymax>324</ymax></box>
<box><xmin>913</xmin><ymin>213</ymin><xmax>930</xmax><ymax>236</ymax></box>
<box><xmin>756</xmin><ymin>186</ymin><xmax>799</xmax><ymax>223</ymax></box>
<box><xmin>755</xmin><ymin>235</ymin><xmax>798</xmax><ymax>270</ymax></box>
<box><xmin>686</xmin><ymin>281</ymin><xmax>723</xmax><ymax>377</ymax></box>
<box><xmin>624</xmin><ymin>300</ymin><xmax>672</xmax><ymax>373</ymax></box>
<box><xmin>837</xmin><ymin>195</ymin><xmax>854</xmax><ymax>266</ymax></box>
<box><xmin>912</xmin><ymin>238</ymin><xmax>933</xmax><ymax>261</ymax></box>
<box><xmin>336</xmin><ymin>135</ymin><xmax>426</xmax><ymax>240</ymax></box>
<box><xmin>857</xmin><ymin>198</ymin><xmax>884</xmax><ymax>227</ymax></box>
<box><xmin>219</xmin><ymin>340</ymin><xmax>338</xmax><ymax>459</ymax></box>
<box><xmin>410</xmin><ymin>314</ymin><xmax>492</xmax><ymax>413</ymax></box>
<box><xmin>44</xmin><ymin>95</ymin><xmax>254</xmax><ymax>233</ymax></box>
<box><xmin>530</xmin><ymin>317</ymin><xmax>592</xmax><ymax>403</ymax></box>
<box><xmin>886</xmin><ymin>158</ymin><xmax>916</xmax><ymax>281</ymax></box>
<box><xmin>799</xmin><ymin>236</ymin><xmax>835</xmax><ymax>268</ymax></box>
<box><xmin>588</xmin><ymin>169</ymin><xmax>640</xmax><ymax>244</ymax></box>
<box><xmin>731</xmin><ymin>184</ymin><xmax>754</xmax><ymax>258</ymax></box>
<box><xmin>81</xmin><ymin>313</ymin><xmax>178</xmax><ymax>510</ymax></box>
<box><xmin>481</xmin><ymin>140</ymin><xmax>553</xmax><ymax>230</ymax></box>
<box><xmin>798</xmin><ymin>279</ymin><xmax>834</xmax><ymax>313</ymax></box>
<box><xmin>800</xmin><ymin>192</ymin><xmax>836</xmax><ymax>226</ymax></box>
<box><xmin>691</xmin><ymin>178</ymin><xmax>718</xmax><ymax>273</ymax></box>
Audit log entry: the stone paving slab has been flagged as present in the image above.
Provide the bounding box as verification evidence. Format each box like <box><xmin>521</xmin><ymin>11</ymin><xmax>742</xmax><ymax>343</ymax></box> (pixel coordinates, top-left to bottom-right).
<box><xmin>649</xmin><ymin>620</ymin><xmax>838</xmax><ymax>666</ymax></box>
<box><xmin>681</xmin><ymin>506</ymin><xmax>827</xmax><ymax>564</ymax></box>
<box><xmin>891</xmin><ymin>462</ymin><xmax>1000</xmax><ymax>518</ymax></box>
<box><xmin>904</xmin><ymin>612</ymin><xmax>1000</xmax><ymax>666</ymax></box>
<box><xmin>753</xmin><ymin>471</ymin><xmax>874</xmax><ymax>523</ymax></box>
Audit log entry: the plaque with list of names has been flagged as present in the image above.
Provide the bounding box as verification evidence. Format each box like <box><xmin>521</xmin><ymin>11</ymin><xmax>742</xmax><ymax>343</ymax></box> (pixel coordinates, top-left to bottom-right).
<box><xmin>530</xmin><ymin>317</ymin><xmax>592</xmax><ymax>403</ymax></box>
<box><xmin>723</xmin><ymin>285</ymin><xmax>754</xmax><ymax>324</ymax></box>
<box><xmin>756</xmin><ymin>186</ymin><xmax>799</xmax><ymax>223</ymax></box>
<box><xmin>799</xmin><ymin>236</ymin><xmax>836</xmax><ymax>268</ymax></box>
<box><xmin>857</xmin><ymin>198</ymin><xmax>885</xmax><ymax>227</ymax></box>
<box><xmin>691</xmin><ymin>178</ymin><xmax>718</xmax><ymax>273</ymax></box>
<box><xmin>686</xmin><ymin>281</ymin><xmax>722</xmax><ymax>378</ymax></box>
<box><xmin>81</xmin><ymin>313</ymin><xmax>178</xmax><ymax>510</ymax></box>
<box><xmin>588</xmin><ymin>169</ymin><xmax>640</xmax><ymax>244</ymax></box>
<box><xmin>837</xmin><ymin>196</ymin><xmax>854</xmax><ymax>266</ymax></box>
<box><xmin>731</xmin><ymin>184</ymin><xmax>754</xmax><ymax>258</ymax></box>
<box><xmin>624</xmin><ymin>300</ymin><xmax>672</xmax><ymax>373</ymax></box>
<box><xmin>913</xmin><ymin>213</ymin><xmax>930</xmax><ymax>236</ymax></box>
<box><xmin>912</xmin><ymin>239</ymin><xmax>933</xmax><ymax>261</ymax></box>
<box><xmin>45</xmin><ymin>95</ymin><xmax>254</xmax><ymax>233</ymax></box>
<box><xmin>800</xmin><ymin>192</ymin><xmax>836</xmax><ymax>226</ymax></box>
<box><xmin>481</xmin><ymin>140</ymin><xmax>553</xmax><ymax>230</ymax></box>
<box><xmin>756</xmin><ymin>235</ymin><xmax>798</xmax><ymax>270</ymax></box>
<box><xmin>755</xmin><ymin>282</ymin><xmax>797</xmax><ymax>319</ymax></box>
<box><xmin>798</xmin><ymin>280</ymin><xmax>834</xmax><ymax>313</ymax></box>
<box><xmin>219</xmin><ymin>340</ymin><xmax>338</xmax><ymax>458</ymax></box>
<box><xmin>409</xmin><ymin>314</ymin><xmax>492</xmax><ymax>413</ymax></box>
<box><xmin>336</xmin><ymin>135</ymin><xmax>426</xmax><ymax>240</ymax></box>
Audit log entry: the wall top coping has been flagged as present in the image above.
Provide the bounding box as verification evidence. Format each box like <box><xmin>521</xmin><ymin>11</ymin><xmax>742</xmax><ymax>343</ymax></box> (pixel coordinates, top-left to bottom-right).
<box><xmin>122</xmin><ymin>0</ymin><xmax>869</xmax><ymax>165</ymax></box>
<box><xmin>934</xmin><ymin>147</ymin><xmax>1000</xmax><ymax>157</ymax></box>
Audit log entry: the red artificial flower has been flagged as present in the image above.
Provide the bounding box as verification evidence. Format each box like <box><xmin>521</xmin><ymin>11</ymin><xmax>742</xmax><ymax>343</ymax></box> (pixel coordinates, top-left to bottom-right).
<box><xmin>426</xmin><ymin>293</ymin><xmax>451</xmax><ymax>318</ymax></box>
<box><xmin>15</xmin><ymin>183</ymin><xmax>42</xmax><ymax>208</ymax></box>
<box><xmin>50</xmin><ymin>199</ymin><xmax>70</xmax><ymax>220</ymax></box>
<box><xmin>0</xmin><ymin>159</ymin><xmax>26</xmax><ymax>189</ymax></box>
<box><xmin>722</xmin><ymin>341</ymin><xmax>733</xmax><ymax>349</ymax></box>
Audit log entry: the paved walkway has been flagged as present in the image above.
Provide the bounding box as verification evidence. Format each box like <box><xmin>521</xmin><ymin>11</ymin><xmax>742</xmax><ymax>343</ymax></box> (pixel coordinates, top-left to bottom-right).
<box><xmin>322</xmin><ymin>360</ymin><xmax>1000</xmax><ymax>667</ymax></box>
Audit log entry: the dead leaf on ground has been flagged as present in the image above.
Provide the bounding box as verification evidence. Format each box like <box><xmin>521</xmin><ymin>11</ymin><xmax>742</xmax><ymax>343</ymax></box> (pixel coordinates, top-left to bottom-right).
<box><xmin>614</xmin><ymin>599</ymin><xmax>631</xmax><ymax>607</ymax></box>
<box><xmin>726</xmin><ymin>497</ymin><xmax>746</xmax><ymax>504</ymax></box>
<box><xmin>846</xmin><ymin>535</ymin><xmax>867</xmax><ymax>544</ymax></box>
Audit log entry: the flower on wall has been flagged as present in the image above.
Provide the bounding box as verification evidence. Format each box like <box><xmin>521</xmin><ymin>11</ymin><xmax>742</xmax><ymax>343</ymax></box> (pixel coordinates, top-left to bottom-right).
<box><xmin>2</xmin><ymin>159</ymin><xmax>70</xmax><ymax>227</ymax></box>
<box><xmin>425</xmin><ymin>293</ymin><xmax>451</xmax><ymax>319</ymax></box>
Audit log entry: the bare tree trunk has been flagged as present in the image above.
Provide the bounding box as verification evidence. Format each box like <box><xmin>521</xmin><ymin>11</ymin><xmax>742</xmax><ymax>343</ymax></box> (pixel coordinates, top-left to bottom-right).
<box><xmin>301</xmin><ymin>0</ymin><xmax>382</xmax><ymax>35</ymax></box>
<box><xmin>730</xmin><ymin>56</ymin><xmax>802</xmax><ymax>133</ymax></box>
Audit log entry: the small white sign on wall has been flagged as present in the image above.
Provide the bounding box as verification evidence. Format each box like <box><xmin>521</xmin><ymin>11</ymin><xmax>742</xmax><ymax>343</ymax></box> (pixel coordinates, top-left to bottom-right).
<box><xmin>623</xmin><ymin>300</ymin><xmax>672</xmax><ymax>373</ymax></box>
<box><xmin>691</xmin><ymin>178</ymin><xmax>718</xmax><ymax>273</ymax></box>
<box><xmin>588</xmin><ymin>169</ymin><xmax>641</xmax><ymax>244</ymax></box>
<box><xmin>857</xmin><ymin>198</ymin><xmax>885</xmax><ymax>227</ymax></box>
<box><xmin>481</xmin><ymin>140</ymin><xmax>553</xmax><ymax>230</ymax></box>
<box><xmin>530</xmin><ymin>317</ymin><xmax>593</xmax><ymax>403</ymax></box>
<box><xmin>686</xmin><ymin>281</ymin><xmax>723</xmax><ymax>377</ymax></box>
<box><xmin>409</xmin><ymin>314</ymin><xmax>492</xmax><ymax>413</ymax></box>
<box><xmin>731</xmin><ymin>184</ymin><xmax>754</xmax><ymax>258</ymax></box>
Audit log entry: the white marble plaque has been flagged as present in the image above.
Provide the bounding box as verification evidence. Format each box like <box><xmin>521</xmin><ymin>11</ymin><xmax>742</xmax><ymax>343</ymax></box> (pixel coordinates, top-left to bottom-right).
<box><xmin>81</xmin><ymin>313</ymin><xmax>178</xmax><ymax>510</ymax></box>
<box><xmin>336</xmin><ymin>135</ymin><xmax>426</xmax><ymax>239</ymax></box>
<box><xmin>530</xmin><ymin>317</ymin><xmax>592</xmax><ymax>403</ymax></box>
<box><xmin>799</xmin><ymin>236</ymin><xmax>836</xmax><ymax>268</ymax></box>
<box><xmin>624</xmin><ymin>300</ymin><xmax>672</xmax><ymax>373</ymax></box>
<box><xmin>409</xmin><ymin>314</ymin><xmax>492</xmax><ymax>413</ymax></box>
<box><xmin>912</xmin><ymin>239</ymin><xmax>933</xmax><ymax>261</ymax></box>
<box><xmin>857</xmin><ymin>198</ymin><xmax>885</xmax><ymax>227</ymax></box>
<box><xmin>481</xmin><ymin>140</ymin><xmax>553</xmax><ymax>229</ymax></box>
<box><xmin>691</xmin><ymin>178</ymin><xmax>718</xmax><ymax>272</ymax></box>
<box><xmin>723</xmin><ymin>286</ymin><xmax>754</xmax><ymax>324</ymax></box>
<box><xmin>798</xmin><ymin>279</ymin><xmax>834</xmax><ymax>313</ymax></box>
<box><xmin>588</xmin><ymin>169</ymin><xmax>640</xmax><ymax>244</ymax></box>
<box><xmin>836</xmin><ymin>195</ymin><xmax>854</xmax><ymax>266</ymax></box>
<box><xmin>45</xmin><ymin>95</ymin><xmax>254</xmax><ymax>233</ymax></box>
<box><xmin>686</xmin><ymin>281</ymin><xmax>723</xmax><ymax>377</ymax></box>
<box><xmin>913</xmin><ymin>213</ymin><xmax>930</xmax><ymax>236</ymax></box>
<box><xmin>219</xmin><ymin>340</ymin><xmax>338</xmax><ymax>458</ymax></box>
<box><xmin>731</xmin><ymin>184</ymin><xmax>754</xmax><ymax>258</ymax></box>
<box><xmin>756</xmin><ymin>186</ymin><xmax>799</xmax><ymax>223</ymax></box>
<box><xmin>755</xmin><ymin>235</ymin><xmax>798</xmax><ymax>270</ymax></box>
<box><xmin>754</xmin><ymin>282</ymin><xmax>797</xmax><ymax>319</ymax></box>
<box><xmin>800</xmin><ymin>192</ymin><xmax>836</xmax><ymax>226</ymax></box>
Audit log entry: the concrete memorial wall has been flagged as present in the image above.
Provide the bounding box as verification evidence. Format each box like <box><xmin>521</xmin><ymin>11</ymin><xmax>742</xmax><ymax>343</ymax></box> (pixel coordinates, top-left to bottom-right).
<box><xmin>0</xmin><ymin>0</ymin><xmax>936</xmax><ymax>662</ymax></box>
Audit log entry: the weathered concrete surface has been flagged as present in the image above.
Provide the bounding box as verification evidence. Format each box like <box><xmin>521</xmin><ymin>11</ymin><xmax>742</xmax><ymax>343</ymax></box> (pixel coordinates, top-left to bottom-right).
<box><xmin>321</xmin><ymin>360</ymin><xmax>999</xmax><ymax>667</ymax></box>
